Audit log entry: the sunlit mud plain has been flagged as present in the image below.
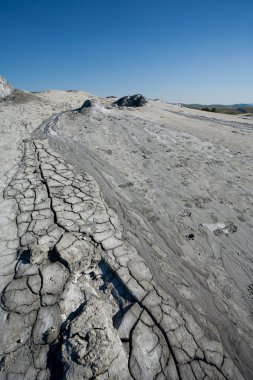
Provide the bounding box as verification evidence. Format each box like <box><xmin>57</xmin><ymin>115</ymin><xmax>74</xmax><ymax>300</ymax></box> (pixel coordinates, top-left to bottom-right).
<box><xmin>0</xmin><ymin>82</ymin><xmax>253</xmax><ymax>379</ymax></box>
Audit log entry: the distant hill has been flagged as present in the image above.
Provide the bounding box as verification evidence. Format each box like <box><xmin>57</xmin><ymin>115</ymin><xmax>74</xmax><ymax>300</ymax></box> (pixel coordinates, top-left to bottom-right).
<box><xmin>184</xmin><ymin>103</ymin><xmax>253</xmax><ymax>115</ymax></box>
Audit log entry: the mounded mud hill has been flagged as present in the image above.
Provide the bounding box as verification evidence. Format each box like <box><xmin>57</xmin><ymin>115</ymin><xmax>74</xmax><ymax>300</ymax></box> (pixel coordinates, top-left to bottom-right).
<box><xmin>113</xmin><ymin>94</ymin><xmax>147</xmax><ymax>107</ymax></box>
<box><xmin>0</xmin><ymin>89</ymin><xmax>45</xmax><ymax>104</ymax></box>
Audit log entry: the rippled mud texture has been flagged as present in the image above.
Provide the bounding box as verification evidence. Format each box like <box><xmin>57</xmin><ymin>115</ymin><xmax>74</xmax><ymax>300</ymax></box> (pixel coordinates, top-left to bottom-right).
<box><xmin>0</xmin><ymin>139</ymin><xmax>245</xmax><ymax>379</ymax></box>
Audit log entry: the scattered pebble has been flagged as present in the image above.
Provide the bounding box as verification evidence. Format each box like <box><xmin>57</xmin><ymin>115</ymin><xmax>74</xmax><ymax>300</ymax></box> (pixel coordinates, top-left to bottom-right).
<box><xmin>203</xmin><ymin>222</ymin><xmax>237</xmax><ymax>236</ymax></box>
<box><xmin>186</xmin><ymin>233</ymin><xmax>195</xmax><ymax>240</ymax></box>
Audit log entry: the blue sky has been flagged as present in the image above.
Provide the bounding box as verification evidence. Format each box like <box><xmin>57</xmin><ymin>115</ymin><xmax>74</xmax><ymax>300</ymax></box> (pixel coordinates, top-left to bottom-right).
<box><xmin>0</xmin><ymin>0</ymin><xmax>252</xmax><ymax>103</ymax></box>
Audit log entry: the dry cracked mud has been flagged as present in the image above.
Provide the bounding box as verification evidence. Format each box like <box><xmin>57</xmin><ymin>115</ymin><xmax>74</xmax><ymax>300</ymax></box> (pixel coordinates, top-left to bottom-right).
<box><xmin>0</xmin><ymin>89</ymin><xmax>252</xmax><ymax>379</ymax></box>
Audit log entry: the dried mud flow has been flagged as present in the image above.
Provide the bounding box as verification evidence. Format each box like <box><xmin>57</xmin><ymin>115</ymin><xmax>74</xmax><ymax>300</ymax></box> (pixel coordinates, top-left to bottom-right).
<box><xmin>0</xmin><ymin>90</ymin><xmax>253</xmax><ymax>380</ymax></box>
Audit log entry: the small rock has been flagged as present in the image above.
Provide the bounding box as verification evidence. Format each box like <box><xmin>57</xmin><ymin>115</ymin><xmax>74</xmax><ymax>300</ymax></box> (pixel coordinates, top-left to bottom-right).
<box><xmin>213</xmin><ymin>229</ymin><xmax>224</xmax><ymax>236</ymax></box>
<box><xmin>186</xmin><ymin>233</ymin><xmax>195</xmax><ymax>240</ymax></box>
<box><xmin>29</xmin><ymin>243</ymin><xmax>49</xmax><ymax>265</ymax></box>
<box><xmin>223</xmin><ymin>223</ymin><xmax>237</xmax><ymax>234</ymax></box>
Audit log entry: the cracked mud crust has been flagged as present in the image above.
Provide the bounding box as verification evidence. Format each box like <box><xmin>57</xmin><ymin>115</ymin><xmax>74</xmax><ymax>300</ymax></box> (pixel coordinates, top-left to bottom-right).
<box><xmin>0</xmin><ymin>139</ymin><xmax>246</xmax><ymax>380</ymax></box>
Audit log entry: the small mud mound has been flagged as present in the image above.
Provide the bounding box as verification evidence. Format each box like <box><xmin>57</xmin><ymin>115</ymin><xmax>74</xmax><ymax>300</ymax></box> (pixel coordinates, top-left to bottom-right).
<box><xmin>0</xmin><ymin>89</ymin><xmax>43</xmax><ymax>104</ymax></box>
<box><xmin>78</xmin><ymin>99</ymin><xmax>96</xmax><ymax>113</ymax></box>
<box><xmin>113</xmin><ymin>94</ymin><xmax>147</xmax><ymax>107</ymax></box>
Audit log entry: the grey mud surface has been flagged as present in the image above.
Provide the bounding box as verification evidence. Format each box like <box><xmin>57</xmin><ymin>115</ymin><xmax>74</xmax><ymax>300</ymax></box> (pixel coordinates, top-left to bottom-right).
<box><xmin>0</xmin><ymin>91</ymin><xmax>253</xmax><ymax>379</ymax></box>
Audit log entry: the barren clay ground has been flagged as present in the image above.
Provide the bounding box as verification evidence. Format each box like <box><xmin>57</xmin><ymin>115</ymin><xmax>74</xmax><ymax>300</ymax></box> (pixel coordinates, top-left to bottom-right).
<box><xmin>0</xmin><ymin>90</ymin><xmax>253</xmax><ymax>379</ymax></box>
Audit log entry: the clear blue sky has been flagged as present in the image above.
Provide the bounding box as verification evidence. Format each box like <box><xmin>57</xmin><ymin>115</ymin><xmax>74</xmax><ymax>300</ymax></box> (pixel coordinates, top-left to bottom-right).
<box><xmin>1</xmin><ymin>0</ymin><xmax>252</xmax><ymax>103</ymax></box>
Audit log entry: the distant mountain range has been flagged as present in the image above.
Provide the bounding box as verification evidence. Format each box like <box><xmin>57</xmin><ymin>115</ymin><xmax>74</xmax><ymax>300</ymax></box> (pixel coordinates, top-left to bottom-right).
<box><xmin>184</xmin><ymin>103</ymin><xmax>253</xmax><ymax>115</ymax></box>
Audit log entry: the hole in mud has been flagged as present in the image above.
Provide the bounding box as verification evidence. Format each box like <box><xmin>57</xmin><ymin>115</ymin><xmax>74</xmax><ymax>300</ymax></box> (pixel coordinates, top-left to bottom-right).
<box><xmin>0</xmin><ymin>357</ymin><xmax>5</xmax><ymax>371</ymax></box>
<box><xmin>89</xmin><ymin>271</ymin><xmax>96</xmax><ymax>280</ymax></box>
<box><xmin>47</xmin><ymin>341</ymin><xmax>65</xmax><ymax>380</ymax></box>
<box><xmin>99</xmin><ymin>260</ymin><xmax>135</xmax><ymax>304</ymax></box>
<box><xmin>113</xmin><ymin>304</ymin><xmax>133</xmax><ymax>329</ymax></box>
<box><xmin>18</xmin><ymin>249</ymin><xmax>32</xmax><ymax>264</ymax></box>
<box><xmin>98</xmin><ymin>260</ymin><xmax>136</xmax><ymax>329</ymax></box>
<box><xmin>48</xmin><ymin>246</ymin><xmax>70</xmax><ymax>272</ymax></box>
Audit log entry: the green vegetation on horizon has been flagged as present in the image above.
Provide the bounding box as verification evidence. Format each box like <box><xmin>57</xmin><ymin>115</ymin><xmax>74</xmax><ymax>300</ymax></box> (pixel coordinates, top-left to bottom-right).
<box><xmin>184</xmin><ymin>103</ymin><xmax>253</xmax><ymax>116</ymax></box>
